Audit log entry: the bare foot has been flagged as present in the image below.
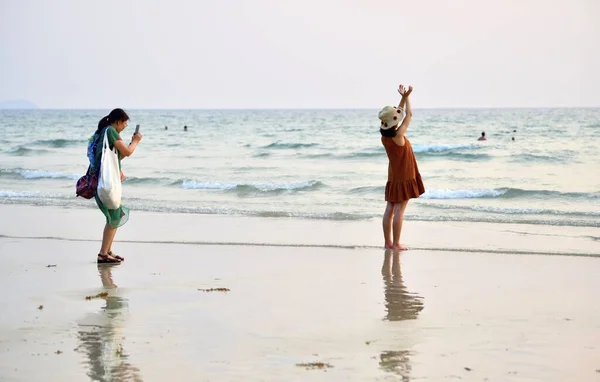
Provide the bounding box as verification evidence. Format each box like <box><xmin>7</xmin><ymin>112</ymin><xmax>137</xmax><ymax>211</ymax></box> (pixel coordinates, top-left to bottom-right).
<box><xmin>392</xmin><ymin>244</ymin><xmax>408</xmax><ymax>251</ymax></box>
<box><xmin>384</xmin><ymin>242</ymin><xmax>394</xmax><ymax>249</ymax></box>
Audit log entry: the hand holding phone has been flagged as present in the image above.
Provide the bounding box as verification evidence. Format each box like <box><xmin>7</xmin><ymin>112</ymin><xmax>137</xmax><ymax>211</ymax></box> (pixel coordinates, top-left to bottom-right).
<box><xmin>134</xmin><ymin>124</ymin><xmax>140</xmax><ymax>135</ymax></box>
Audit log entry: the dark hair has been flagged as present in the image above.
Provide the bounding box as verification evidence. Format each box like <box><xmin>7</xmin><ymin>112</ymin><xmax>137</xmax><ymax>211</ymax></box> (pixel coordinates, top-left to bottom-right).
<box><xmin>481</xmin><ymin>132</ymin><xmax>485</xmax><ymax>136</ymax></box>
<box><xmin>96</xmin><ymin>108</ymin><xmax>130</xmax><ymax>133</ymax></box>
<box><xmin>380</xmin><ymin>127</ymin><xmax>397</xmax><ymax>137</ymax></box>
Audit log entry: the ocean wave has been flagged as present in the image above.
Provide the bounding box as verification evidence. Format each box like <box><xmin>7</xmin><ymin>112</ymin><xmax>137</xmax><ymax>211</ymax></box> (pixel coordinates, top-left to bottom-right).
<box><xmin>309</xmin><ymin>144</ymin><xmax>487</xmax><ymax>161</ymax></box>
<box><xmin>344</xmin><ymin>186</ymin><xmax>600</xmax><ymax>200</ymax></box>
<box><xmin>501</xmin><ymin>188</ymin><xmax>600</xmax><ymax>199</ymax></box>
<box><xmin>181</xmin><ymin>180</ymin><xmax>324</xmax><ymax>193</ymax></box>
<box><xmin>180</xmin><ymin>180</ymin><xmax>237</xmax><ymax>190</ymax></box>
<box><xmin>345</xmin><ymin>186</ymin><xmax>600</xmax><ymax>200</ymax></box>
<box><xmin>32</xmin><ymin>138</ymin><xmax>85</xmax><ymax>148</ymax></box>
<box><xmin>411</xmin><ymin>143</ymin><xmax>490</xmax><ymax>161</ymax></box>
<box><xmin>304</xmin><ymin>153</ymin><xmax>335</xmax><ymax>159</ymax></box>
<box><xmin>304</xmin><ymin>150</ymin><xmax>384</xmax><ymax>160</ymax></box>
<box><xmin>263</xmin><ymin>142</ymin><xmax>318</xmax><ymax>149</ymax></box>
<box><xmin>342</xmin><ymin>150</ymin><xmax>384</xmax><ymax>159</ymax></box>
<box><xmin>122</xmin><ymin>202</ymin><xmax>373</xmax><ymax>221</ymax></box>
<box><xmin>418</xmin><ymin>151</ymin><xmax>491</xmax><ymax>161</ymax></box>
<box><xmin>419</xmin><ymin>203</ymin><xmax>600</xmax><ymax>218</ymax></box>
<box><xmin>0</xmin><ymin>168</ymin><xmax>79</xmax><ymax>180</ymax></box>
<box><xmin>508</xmin><ymin>153</ymin><xmax>569</xmax><ymax>164</ymax></box>
<box><xmin>421</xmin><ymin>188</ymin><xmax>600</xmax><ymax>200</ymax></box>
<box><xmin>6</xmin><ymin>146</ymin><xmax>51</xmax><ymax>156</ymax></box>
<box><xmin>0</xmin><ymin>190</ymin><xmax>44</xmax><ymax>198</ymax></box>
<box><xmin>251</xmin><ymin>210</ymin><xmax>370</xmax><ymax>220</ymax></box>
<box><xmin>422</xmin><ymin>189</ymin><xmax>505</xmax><ymax>199</ymax></box>
<box><xmin>412</xmin><ymin>143</ymin><xmax>480</xmax><ymax>153</ymax></box>
<box><xmin>349</xmin><ymin>186</ymin><xmax>385</xmax><ymax>194</ymax></box>
<box><xmin>403</xmin><ymin>214</ymin><xmax>600</xmax><ymax>228</ymax></box>
<box><xmin>0</xmin><ymin>169</ymin><xmax>175</xmax><ymax>184</ymax></box>
<box><xmin>123</xmin><ymin>176</ymin><xmax>173</xmax><ymax>185</ymax></box>
<box><xmin>0</xmin><ymin>191</ymin><xmax>598</xmax><ymax>227</ymax></box>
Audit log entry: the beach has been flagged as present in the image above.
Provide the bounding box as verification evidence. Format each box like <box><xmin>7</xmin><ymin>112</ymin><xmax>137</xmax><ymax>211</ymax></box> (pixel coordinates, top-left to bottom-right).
<box><xmin>1</xmin><ymin>204</ymin><xmax>599</xmax><ymax>381</ymax></box>
<box><xmin>1</xmin><ymin>103</ymin><xmax>599</xmax><ymax>382</ymax></box>
<box><xmin>2</xmin><ymin>0</ymin><xmax>599</xmax><ymax>378</ymax></box>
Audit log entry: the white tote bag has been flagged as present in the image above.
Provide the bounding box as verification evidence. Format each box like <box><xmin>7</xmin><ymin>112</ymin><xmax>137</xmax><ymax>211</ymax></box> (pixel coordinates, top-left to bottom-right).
<box><xmin>97</xmin><ymin>129</ymin><xmax>122</xmax><ymax>209</ymax></box>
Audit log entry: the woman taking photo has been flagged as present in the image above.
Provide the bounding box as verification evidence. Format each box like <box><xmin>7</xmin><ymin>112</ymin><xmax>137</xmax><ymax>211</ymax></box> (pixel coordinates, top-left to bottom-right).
<box><xmin>88</xmin><ymin>108</ymin><xmax>143</xmax><ymax>264</ymax></box>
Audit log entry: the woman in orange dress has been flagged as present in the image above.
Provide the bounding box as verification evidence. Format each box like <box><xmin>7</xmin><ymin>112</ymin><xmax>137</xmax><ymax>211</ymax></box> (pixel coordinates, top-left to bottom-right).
<box><xmin>379</xmin><ymin>85</ymin><xmax>425</xmax><ymax>250</ymax></box>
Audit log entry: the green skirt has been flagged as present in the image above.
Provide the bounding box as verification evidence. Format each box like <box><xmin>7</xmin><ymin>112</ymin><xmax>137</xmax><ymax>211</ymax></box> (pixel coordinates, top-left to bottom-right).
<box><xmin>95</xmin><ymin>194</ymin><xmax>130</xmax><ymax>228</ymax></box>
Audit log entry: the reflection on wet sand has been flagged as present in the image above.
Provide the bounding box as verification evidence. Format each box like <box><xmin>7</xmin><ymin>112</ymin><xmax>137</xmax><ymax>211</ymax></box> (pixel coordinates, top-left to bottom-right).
<box><xmin>379</xmin><ymin>350</ymin><xmax>412</xmax><ymax>382</ymax></box>
<box><xmin>76</xmin><ymin>265</ymin><xmax>142</xmax><ymax>382</ymax></box>
<box><xmin>381</xmin><ymin>250</ymin><xmax>424</xmax><ymax>321</ymax></box>
<box><xmin>380</xmin><ymin>249</ymin><xmax>425</xmax><ymax>381</ymax></box>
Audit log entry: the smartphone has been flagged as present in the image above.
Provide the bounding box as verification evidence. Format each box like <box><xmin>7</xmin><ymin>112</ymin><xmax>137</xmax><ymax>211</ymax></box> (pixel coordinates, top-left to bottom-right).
<box><xmin>134</xmin><ymin>124</ymin><xmax>140</xmax><ymax>135</ymax></box>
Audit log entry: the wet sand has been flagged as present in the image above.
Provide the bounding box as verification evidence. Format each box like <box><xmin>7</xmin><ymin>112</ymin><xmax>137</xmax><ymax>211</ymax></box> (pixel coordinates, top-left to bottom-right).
<box><xmin>1</xmin><ymin>205</ymin><xmax>598</xmax><ymax>256</ymax></box>
<box><xmin>0</xmin><ymin>205</ymin><xmax>599</xmax><ymax>381</ymax></box>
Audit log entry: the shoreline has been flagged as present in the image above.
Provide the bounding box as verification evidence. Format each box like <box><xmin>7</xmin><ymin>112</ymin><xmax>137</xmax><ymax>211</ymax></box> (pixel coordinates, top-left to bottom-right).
<box><xmin>3</xmin><ymin>234</ymin><xmax>599</xmax><ymax>259</ymax></box>
<box><xmin>0</xmin><ymin>204</ymin><xmax>598</xmax><ymax>258</ymax></box>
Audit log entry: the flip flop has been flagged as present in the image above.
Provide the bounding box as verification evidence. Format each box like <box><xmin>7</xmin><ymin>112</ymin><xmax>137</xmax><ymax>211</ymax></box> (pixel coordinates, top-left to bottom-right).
<box><xmin>97</xmin><ymin>254</ymin><xmax>121</xmax><ymax>264</ymax></box>
<box><xmin>108</xmin><ymin>251</ymin><xmax>125</xmax><ymax>261</ymax></box>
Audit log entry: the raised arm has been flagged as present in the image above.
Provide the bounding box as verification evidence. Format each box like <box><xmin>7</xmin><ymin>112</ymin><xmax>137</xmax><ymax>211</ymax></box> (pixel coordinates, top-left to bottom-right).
<box><xmin>397</xmin><ymin>95</ymin><xmax>412</xmax><ymax>137</ymax></box>
<box><xmin>114</xmin><ymin>132</ymin><xmax>143</xmax><ymax>158</ymax></box>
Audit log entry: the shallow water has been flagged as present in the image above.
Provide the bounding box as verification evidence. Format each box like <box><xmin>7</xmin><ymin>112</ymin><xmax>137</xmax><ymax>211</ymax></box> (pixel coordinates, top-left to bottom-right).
<box><xmin>1</xmin><ymin>108</ymin><xmax>599</xmax><ymax>227</ymax></box>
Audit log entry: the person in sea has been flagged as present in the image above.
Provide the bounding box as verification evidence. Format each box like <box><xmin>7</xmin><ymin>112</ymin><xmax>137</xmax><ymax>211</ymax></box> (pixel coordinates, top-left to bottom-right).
<box><xmin>88</xmin><ymin>108</ymin><xmax>143</xmax><ymax>263</ymax></box>
<box><xmin>379</xmin><ymin>85</ymin><xmax>425</xmax><ymax>250</ymax></box>
<box><xmin>478</xmin><ymin>132</ymin><xmax>487</xmax><ymax>141</ymax></box>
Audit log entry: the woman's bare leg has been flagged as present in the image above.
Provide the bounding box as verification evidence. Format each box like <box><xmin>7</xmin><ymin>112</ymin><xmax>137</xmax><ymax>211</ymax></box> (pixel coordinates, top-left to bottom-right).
<box><xmin>382</xmin><ymin>202</ymin><xmax>395</xmax><ymax>249</ymax></box>
<box><xmin>107</xmin><ymin>227</ymin><xmax>118</xmax><ymax>255</ymax></box>
<box><xmin>99</xmin><ymin>224</ymin><xmax>118</xmax><ymax>259</ymax></box>
<box><xmin>392</xmin><ymin>200</ymin><xmax>410</xmax><ymax>250</ymax></box>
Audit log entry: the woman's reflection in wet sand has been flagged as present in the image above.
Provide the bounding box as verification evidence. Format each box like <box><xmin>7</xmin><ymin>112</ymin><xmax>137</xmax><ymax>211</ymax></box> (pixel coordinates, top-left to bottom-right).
<box><xmin>381</xmin><ymin>249</ymin><xmax>424</xmax><ymax>321</ymax></box>
<box><xmin>76</xmin><ymin>265</ymin><xmax>143</xmax><ymax>382</ymax></box>
<box><xmin>379</xmin><ymin>249</ymin><xmax>425</xmax><ymax>381</ymax></box>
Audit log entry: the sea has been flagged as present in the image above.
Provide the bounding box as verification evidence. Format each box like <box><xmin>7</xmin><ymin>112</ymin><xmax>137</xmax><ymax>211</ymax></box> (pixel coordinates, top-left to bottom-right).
<box><xmin>1</xmin><ymin>108</ymin><xmax>599</xmax><ymax>228</ymax></box>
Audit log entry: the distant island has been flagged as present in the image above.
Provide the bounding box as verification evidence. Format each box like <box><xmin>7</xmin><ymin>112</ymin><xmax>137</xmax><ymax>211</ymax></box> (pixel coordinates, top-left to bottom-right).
<box><xmin>0</xmin><ymin>100</ymin><xmax>38</xmax><ymax>109</ymax></box>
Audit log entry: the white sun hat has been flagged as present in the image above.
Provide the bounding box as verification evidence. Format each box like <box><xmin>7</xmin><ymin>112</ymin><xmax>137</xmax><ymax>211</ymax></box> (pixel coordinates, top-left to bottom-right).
<box><xmin>378</xmin><ymin>105</ymin><xmax>405</xmax><ymax>130</ymax></box>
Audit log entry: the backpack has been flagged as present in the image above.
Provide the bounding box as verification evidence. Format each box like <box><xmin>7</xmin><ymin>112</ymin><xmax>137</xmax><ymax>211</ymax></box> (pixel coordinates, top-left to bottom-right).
<box><xmin>75</xmin><ymin>130</ymin><xmax>103</xmax><ymax>199</ymax></box>
<box><xmin>76</xmin><ymin>166</ymin><xmax>98</xmax><ymax>199</ymax></box>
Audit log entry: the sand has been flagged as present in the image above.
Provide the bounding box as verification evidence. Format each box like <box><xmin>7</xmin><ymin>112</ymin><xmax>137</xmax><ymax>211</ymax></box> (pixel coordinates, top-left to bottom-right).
<box><xmin>0</xmin><ymin>204</ymin><xmax>599</xmax><ymax>381</ymax></box>
<box><xmin>1</xmin><ymin>205</ymin><xmax>598</xmax><ymax>256</ymax></box>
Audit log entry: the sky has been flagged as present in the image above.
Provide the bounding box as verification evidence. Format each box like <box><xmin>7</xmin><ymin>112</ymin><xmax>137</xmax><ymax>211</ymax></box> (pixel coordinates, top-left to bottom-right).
<box><xmin>1</xmin><ymin>0</ymin><xmax>599</xmax><ymax>109</ymax></box>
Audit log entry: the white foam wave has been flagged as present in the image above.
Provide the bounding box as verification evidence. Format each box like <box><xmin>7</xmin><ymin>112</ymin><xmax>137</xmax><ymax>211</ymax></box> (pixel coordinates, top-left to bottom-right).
<box><xmin>1</xmin><ymin>168</ymin><xmax>79</xmax><ymax>180</ymax></box>
<box><xmin>422</xmin><ymin>188</ymin><xmax>506</xmax><ymax>199</ymax></box>
<box><xmin>421</xmin><ymin>203</ymin><xmax>600</xmax><ymax>217</ymax></box>
<box><xmin>181</xmin><ymin>180</ymin><xmax>321</xmax><ymax>191</ymax></box>
<box><xmin>251</xmin><ymin>181</ymin><xmax>320</xmax><ymax>191</ymax></box>
<box><xmin>19</xmin><ymin>170</ymin><xmax>79</xmax><ymax>180</ymax></box>
<box><xmin>412</xmin><ymin>144</ymin><xmax>478</xmax><ymax>153</ymax></box>
<box><xmin>0</xmin><ymin>190</ymin><xmax>43</xmax><ymax>198</ymax></box>
<box><xmin>181</xmin><ymin>180</ymin><xmax>237</xmax><ymax>190</ymax></box>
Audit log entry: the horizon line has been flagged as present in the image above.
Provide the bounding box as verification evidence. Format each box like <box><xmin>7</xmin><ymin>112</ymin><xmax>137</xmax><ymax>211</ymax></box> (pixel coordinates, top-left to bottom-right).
<box><xmin>1</xmin><ymin>106</ymin><xmax>599</xmax><ymax>111</ymax></box>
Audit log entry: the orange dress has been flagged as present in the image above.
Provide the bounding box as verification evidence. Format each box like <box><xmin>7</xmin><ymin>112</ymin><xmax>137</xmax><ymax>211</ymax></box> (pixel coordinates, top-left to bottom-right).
<box><xmin>381</xmin><ymin>136</ymin><xmax>425</xmax><ymax>202</ymax></box>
